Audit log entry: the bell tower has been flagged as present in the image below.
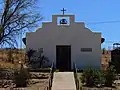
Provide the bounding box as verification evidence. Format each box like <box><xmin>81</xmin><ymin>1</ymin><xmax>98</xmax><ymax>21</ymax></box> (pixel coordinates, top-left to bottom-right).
<box><xmin>52</xmin><ymin>8</ymin><xmax>75</xmax><ymax>25</ymax></box>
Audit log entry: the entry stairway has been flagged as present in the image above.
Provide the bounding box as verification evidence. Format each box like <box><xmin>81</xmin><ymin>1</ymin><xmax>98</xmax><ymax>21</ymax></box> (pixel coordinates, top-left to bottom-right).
<box><xmin>51</xmin><ymin>72</ymin><xmax>76</xmax><ymax>90</ymax></box>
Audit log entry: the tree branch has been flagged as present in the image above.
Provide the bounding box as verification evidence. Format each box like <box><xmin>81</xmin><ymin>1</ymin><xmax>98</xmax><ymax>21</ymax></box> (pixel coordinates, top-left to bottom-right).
<box><xmin>0</xmin><ymin>0</ymin><xmax>42</xmax><ymax>47</ymax></box>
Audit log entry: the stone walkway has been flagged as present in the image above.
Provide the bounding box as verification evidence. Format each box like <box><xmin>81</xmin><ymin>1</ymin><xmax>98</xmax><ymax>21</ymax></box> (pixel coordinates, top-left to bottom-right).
<box><xmin>51</xmin><ymin>72</ymin><xmax>76</xmax><ymax>90</ymax></box>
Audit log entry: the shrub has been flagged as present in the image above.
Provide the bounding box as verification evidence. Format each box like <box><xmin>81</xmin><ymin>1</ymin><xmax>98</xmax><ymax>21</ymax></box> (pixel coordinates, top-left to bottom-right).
<box><xmin>14</xmin><ymin>67</ymin><xmax>31</xmax><ymax>87</ymax></box>
<box><xmin>80</xmin><ymin>67</ymin><xmax>116</xmax><ymax>87</ymax></box>
<box><xmin>94</xmin><ymin>70</ymin><xmax>105</xmax><ymax>87</ymax></box>
<box><xmin>104</xmin><ymin>65</ymin><xmax>116</xmax><ymax>87</ymax></box>
<box><xmin>27</xmin><ymin>48</ymin><xmax>49</xmax><ymax>68</ymax></box>
<box><xmin>80</xmin><ymin>68</ymin><xmax>99</xmax><ymax>87</ymax></box>
<box><xmin>80</xmin><ymin>68</ymin><xmax>106</xmax><ymax>87</ymax></box>
<box><xmin>26</xmin><ymin>48</ymin><xmax>36</xmax><ymax>63</ymax></box>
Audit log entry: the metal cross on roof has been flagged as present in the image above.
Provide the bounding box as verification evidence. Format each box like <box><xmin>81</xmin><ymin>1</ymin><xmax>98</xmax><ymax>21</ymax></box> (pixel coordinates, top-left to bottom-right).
<box><xmin>61</xmin><ymin>8</ymin><xmax>66</xmax><ymax>15</ymax></box>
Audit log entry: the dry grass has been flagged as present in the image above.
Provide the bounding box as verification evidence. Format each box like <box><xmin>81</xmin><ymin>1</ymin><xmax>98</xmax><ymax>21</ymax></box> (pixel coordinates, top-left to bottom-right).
<box><xmin>0</xmin><ymin>49</ymin><xmax>25</xmax><ymax>61</ymax></box>
<box><xmin>0</xmin><ymin>49</ymin><xmax>111</xmax><ymax>70</ymax></box>
<box><xmin>101</xmin><ymin>50</ymin><xmax>111</xmax><ymax>70</ymax></box>
<box><xmin>0</xmin><ymin>49</ymin><xmax>26</xmax><ymax>69</ymax></box>
<box><xmin>0</xmin><ymin>61</ymin><xmax>22</xmax><ymax>69</ymax></box>
<box><xmin>0</xmin><ymin>61</ymin><xmax>15</xmax><ymax>69</ymax></box>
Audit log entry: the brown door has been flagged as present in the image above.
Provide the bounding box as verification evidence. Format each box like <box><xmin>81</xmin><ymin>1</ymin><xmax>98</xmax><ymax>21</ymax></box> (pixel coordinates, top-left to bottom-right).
<box><xmin>56</xmin><ymin>45</ymin><xmax>71</xmax><ymax>71</ymax></box>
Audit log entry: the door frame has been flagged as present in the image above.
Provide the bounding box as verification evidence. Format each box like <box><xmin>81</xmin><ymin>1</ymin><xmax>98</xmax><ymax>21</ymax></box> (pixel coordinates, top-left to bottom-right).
<box><xmin>56</xmin><ymin>45</ymin><xmax>71</xmax><ymax>71</ymax></box>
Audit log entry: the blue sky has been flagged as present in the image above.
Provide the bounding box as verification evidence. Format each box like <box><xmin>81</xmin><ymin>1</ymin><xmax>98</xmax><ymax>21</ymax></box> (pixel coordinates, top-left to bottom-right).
<box><xmin>23</xmin><ymin>0</ymin><xmax>120</xmax><ymax>49</ymax></box>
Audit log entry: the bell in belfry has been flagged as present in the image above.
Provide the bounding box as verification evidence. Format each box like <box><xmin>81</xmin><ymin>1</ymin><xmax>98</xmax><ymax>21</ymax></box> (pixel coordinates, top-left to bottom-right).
<box><xmin>60</xmin><ymin>19</ymin><xmax>67</xmax><ymax>24</ymax></box>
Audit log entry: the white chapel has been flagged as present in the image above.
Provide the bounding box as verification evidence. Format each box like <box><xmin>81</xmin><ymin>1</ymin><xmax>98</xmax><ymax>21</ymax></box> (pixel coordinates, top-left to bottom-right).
<box><xmin>26</xmin><ymin>9</ymin><xmax>104</xmax><ymax>71</ymax></box>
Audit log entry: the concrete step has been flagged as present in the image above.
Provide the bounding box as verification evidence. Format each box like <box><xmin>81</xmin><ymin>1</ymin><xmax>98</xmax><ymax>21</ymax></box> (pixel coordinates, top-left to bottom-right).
<box><xmin>51</xmin><ymin>72</ymin><xmax>76</xmax><ymax>90</ymax></box>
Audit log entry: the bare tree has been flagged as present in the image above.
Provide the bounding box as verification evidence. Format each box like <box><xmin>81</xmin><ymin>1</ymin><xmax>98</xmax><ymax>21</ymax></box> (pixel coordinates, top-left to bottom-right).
<box><xmin>0</xmin><ymin>0</ymin><xmax>43</xmax><ymax>47</ymax></box>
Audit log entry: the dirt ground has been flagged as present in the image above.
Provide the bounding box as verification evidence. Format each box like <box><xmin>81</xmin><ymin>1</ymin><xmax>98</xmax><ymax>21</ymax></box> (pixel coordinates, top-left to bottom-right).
<box><xmin>0</xmin><ymin>79</ymin><xmax>49</xmax><ymax>90</ymax></box>
<box><xmin>27</xmin><ymin>79</ymin><xmax>49</xmax><ymax>90</ymax></box>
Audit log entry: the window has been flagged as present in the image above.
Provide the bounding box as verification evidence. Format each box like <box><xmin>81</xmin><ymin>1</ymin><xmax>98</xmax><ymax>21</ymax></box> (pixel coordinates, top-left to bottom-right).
<box><xmin>81</xmin><ymin>48</ymin><xmax>92</xmax><ymax>52</ymax></box>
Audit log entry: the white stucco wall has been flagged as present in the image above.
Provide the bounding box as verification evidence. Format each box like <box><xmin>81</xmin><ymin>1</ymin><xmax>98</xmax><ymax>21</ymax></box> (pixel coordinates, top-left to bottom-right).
<box><xmin>26</xmin><ymin>15</ymin><xmax>101</xmax><ymax>69</ymax></box>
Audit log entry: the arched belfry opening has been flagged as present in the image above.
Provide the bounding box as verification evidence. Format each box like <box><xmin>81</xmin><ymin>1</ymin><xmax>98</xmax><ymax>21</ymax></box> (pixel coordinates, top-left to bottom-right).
<box><xmin>57</xmin><ymin>17</ymin><xmax>70</xmax><ymax>25</ymax></box>
<box><xmin>60</xmin><ymin>18</ymin><xmax>68</xmax><ymax>24</ymax></box>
